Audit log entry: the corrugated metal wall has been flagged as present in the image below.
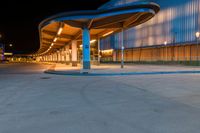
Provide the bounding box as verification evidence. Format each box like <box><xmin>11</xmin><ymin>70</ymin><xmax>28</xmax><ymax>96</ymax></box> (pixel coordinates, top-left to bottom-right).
<box><xmin>100</xmin><ymin>0</ymin><xmax>200</xmax><ymax>50</ymax></box>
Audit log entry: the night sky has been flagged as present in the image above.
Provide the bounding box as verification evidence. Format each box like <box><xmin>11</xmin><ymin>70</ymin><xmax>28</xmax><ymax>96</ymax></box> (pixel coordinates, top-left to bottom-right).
<box><xmin>0</xmin><ymin>0</ymin><xmax>109</xmax><ymax>54</ymax></box>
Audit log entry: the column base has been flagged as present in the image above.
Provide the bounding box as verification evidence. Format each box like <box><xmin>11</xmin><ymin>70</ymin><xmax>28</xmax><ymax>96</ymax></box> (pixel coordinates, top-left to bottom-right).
<box><xmin>72</xmin><ymin>61</ymin><xmax>78</xmax><ymax>67</ymax></box>
<box><xmin>83</xmin><ymin>61</ymin><xmax>90</xmax><ymax>69</ymax></box>
<box><xmin>80</xmin><ymin>69</ymin><xmax>90</xmax><ymax>74</ymax></box>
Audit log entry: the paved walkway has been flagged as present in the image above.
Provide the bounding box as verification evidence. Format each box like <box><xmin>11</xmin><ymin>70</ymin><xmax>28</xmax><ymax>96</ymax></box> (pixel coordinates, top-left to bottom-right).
<box><xmin>45</xmin><ymin>63</ymin><xmax>200</xmax><ymax>76</ymax></box>
<box><xmin>1</xmin><ymin>63</ymin><xmax>200</xmax><ymax>133</ymax></box>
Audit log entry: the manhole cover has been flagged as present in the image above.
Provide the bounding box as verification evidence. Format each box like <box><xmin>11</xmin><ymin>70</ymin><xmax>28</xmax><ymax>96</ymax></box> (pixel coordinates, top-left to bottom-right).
<box><xmin>40</xmin><ymin>77</ymin><xmax>51</xmax><ymax>79</ymax></box>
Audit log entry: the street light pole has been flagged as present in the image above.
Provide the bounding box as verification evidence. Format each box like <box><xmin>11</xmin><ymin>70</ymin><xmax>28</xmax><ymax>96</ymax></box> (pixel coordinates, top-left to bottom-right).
<box><xmin>164</xmin><ymin>41</ymin><xmax>167</xmax><ymax>62</ymax></box>
<box><xmin>97</xmin><ymin>38</ymin><xmax>101</xmax><ymax>65</ymax></box>
<box><xmin>121</xmin><ymin>28</ymin><xmax>124</xmax><ymax>68</ymax></box>
<box><xmin>195</xmin><ymin>32</ymin><xmax>200</xmax><ymax>64</ymax></box>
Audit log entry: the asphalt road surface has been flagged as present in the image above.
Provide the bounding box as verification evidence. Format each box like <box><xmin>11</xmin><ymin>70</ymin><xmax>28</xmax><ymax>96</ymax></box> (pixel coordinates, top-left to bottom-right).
<box><xmin>1</xmin><ymin>63</ymin><xmax>200</xmax><ymax>133</ymax></box>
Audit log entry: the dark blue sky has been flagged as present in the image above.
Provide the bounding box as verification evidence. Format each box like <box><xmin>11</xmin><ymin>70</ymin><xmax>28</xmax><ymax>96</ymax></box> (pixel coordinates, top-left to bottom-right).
<box><xmin>0</xmin><ymin>0</ymin><xmax>109</xmax><ymax>54</ymax></box>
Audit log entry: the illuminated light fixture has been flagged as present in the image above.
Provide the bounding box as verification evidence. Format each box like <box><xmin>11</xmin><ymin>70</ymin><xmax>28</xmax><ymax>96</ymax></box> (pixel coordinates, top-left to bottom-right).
<box><xmin>51</xmin><ymin>43</ymin><xmax>54</xmax><ymax>46</ymax></box>
<box><xmin>196</xmin><ymin>32</ymin><xmax>200</xmax><ymax>38</ymax></box>
<box><xmin>164</xmin><ymin>41</ymin><xmax>167</xmax><ymax>45</ymax></box>
<box><xmin>53</xmin><ymin>38</ymin><xmax>58</xmax><ymax>42</ymax></box>
<box><xmin>90</xmin><ymin>39</ymin><xmax>96</xmax><ymax>43</ymax></box>
<box><xmin>57</xmin><ymin>28</ymin><xmax>63</xmax><ymax>35</ymax></box>
<box><xmin>4</xmin><ymin>53</ymin><xmax>13</xmax><ymax>55</ymax></box>
<box><xmin>79</xmin><ymin>40</ymin><xmax>96</xmax><ymax>48</ymax></box>
<box><xmin>101</xmin><ymin>49</ymin><xmax>113</xmax><ymax>53</ymax></box>
<box><xmin>102</xmin><ymin>31</ymin><xmax>114</xmax><ymax>37</ymax></box>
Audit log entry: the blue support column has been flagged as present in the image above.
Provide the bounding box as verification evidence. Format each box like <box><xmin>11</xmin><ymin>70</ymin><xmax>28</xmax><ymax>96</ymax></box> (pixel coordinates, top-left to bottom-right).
<box><xmin>82</xmin><ymin>27</ymin><xmax>91</xmax><ymax>70</ymax></box>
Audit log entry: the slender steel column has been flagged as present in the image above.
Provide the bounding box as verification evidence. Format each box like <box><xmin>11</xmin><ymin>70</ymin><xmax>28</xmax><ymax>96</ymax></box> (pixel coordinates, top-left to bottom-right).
<box><xmin>121</xmin><ymin>28</ymin><xmax>124</xmax><ymax>68</ymax></box>
<box><xmin>196</xmin><ymin>33</ymin><xmax>199</xmax><ymax>62</ymax></box>
<box><xmin>97</xmin><ymin>38</ymin><xmax>100</xmax><ymax>64</ymax></box>
<box><xmin>197</xmin><ymin>37</ymin><xmax>199</xmax><ymax>65</ymax></box>
<box><xmin>82</xmin><ymin>27</ymin><xmax>91</xmax><ymax>70</ymax></box>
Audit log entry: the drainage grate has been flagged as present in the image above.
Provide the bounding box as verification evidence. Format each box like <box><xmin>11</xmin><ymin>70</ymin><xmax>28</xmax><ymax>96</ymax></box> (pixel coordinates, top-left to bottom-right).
<box><xmin>40</xmin><ymin>77</ymin><xmax>51</xmax><ymax>79</ymax></box>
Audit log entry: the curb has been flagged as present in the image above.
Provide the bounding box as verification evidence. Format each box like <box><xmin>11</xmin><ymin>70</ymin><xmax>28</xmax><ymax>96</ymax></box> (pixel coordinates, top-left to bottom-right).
<box><xmin>44</xmin><ymin>70</ymin><xmax>200</xmax><ymax>76</ymax></box>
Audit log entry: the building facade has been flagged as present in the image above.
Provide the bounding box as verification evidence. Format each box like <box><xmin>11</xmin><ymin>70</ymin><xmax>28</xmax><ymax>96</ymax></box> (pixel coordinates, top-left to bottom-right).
<box><xmin>100</xmin><ymin>0</ymin><xmax>200</xmax><ymax>62</ymax></box>
<box><xmin>0</xmin><ymin>43</ymin><xmax>4</xmax><ymax>61</ymax></box>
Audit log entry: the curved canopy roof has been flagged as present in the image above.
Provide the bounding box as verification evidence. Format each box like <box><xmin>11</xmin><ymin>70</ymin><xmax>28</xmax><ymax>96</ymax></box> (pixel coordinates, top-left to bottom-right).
<box><xmin>36</xmin><ymin>1</ymin><xmax>160</xmax><ymax>56</ymax></box>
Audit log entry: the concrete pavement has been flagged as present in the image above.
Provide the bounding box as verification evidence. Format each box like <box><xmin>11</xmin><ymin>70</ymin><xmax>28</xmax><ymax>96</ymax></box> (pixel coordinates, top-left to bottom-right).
<box><xmin>1</xmin><ymin>63</ymin><xmax>200</xmax><ymax>133</ymax></box>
